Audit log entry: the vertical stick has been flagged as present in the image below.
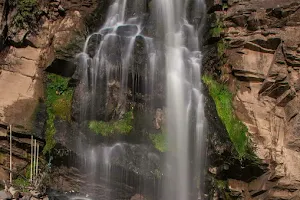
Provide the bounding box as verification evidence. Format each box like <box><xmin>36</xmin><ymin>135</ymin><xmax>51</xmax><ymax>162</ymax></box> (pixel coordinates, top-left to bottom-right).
<box><xmin>33</xmin><ymin>139</ymin><xmax>36</xmax><ymax>180</ymax></box>
<box><xmin>9</xmin><ymin>125</ymin><xmax>12</xmax><ymax>184</ymax></box>
<box><xmin>30</xmin><ymin>135</ymin><xmax>33</xmax><ymax>183</ymax></box>
<box><xmin>36</xmin><ymin>144</ymin><xmax>39</xmax><ymax>177</ymax></box>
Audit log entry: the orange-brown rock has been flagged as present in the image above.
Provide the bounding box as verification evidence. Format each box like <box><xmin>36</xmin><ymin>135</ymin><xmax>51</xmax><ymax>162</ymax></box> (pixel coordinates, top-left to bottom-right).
<box><xmin>0</xmin><ymin>0</ymin><xmax>98</xmax><ymax>187</ymax></box>
<box><xmin>215</xmin><ymin>0</ymin><xmax>300</xmax><ymax>199</ymax></box>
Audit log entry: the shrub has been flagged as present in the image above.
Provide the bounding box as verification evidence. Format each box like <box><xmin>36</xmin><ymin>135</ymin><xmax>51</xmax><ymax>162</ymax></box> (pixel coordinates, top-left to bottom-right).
<box><xmin>14</xmin><ymin>177</ymin><xmax>30</xmax><ymax>191</ymax></box>
<box><xmin>202</xmin><ymin>75</ymin><xmax>248</xmax><ymax>158</ymax></box>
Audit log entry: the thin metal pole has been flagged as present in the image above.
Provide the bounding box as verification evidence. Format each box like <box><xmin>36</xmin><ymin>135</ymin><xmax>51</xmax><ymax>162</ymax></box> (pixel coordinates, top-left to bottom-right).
<box><xmin>9</xmin><ymin>125</ymin><xmax>12</xmax><ymax>184</ymax></box>
<box><xmin>33</xmin><ymin>139</ymin><xmax>36</xmax><ymax>180</ymax></box>
<box><xmin>36</xmin><ymin>144</ymin><xmax>39</xmax><ymax>177</ymax></box>
<box><xmin>30</xmin><ymin>135</ymin><xmax>33</xmax><ymax>182</ymax></box>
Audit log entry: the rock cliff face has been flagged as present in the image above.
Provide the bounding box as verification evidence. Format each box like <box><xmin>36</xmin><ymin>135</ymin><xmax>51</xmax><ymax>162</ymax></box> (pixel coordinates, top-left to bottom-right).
<box><xmin>0</xmin><ymin>0</ymin><xmax>160</xmax><ymax>198</ymax></box>
<box><xmin>205</xmin><ymin>0</ymin><xmax>300</xmax><ymax>199</ymax></box>
<box><xmin>0</xmin><ymin>0</ymin><xmax>97</xmax><ymax>133</ymax></box>
<box><xmin>1</xmin><ymin>0</ymin><xmax>300</xmax><ymax>199</ymax></box>
<box><xmin>0</xmin><ymin>0</ymin><xmax>97</xmax><ymax>189</ymax></box>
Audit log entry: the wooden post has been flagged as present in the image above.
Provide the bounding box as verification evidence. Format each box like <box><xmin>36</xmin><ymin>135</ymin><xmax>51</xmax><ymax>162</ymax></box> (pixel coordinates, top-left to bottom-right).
<box><xmin>9</xmin><ymin>125</ymin><xmax>12</xmax><ymax>184</ymax></box>
<box><xmin>30</xmin><ymin>135</ymin><xmax>33</xmax><ymax>183</ymax></box>
<box><xmin>36</xmin><ymin>144</ymin><xmax>39</xmax><ymax>177</ymax></box>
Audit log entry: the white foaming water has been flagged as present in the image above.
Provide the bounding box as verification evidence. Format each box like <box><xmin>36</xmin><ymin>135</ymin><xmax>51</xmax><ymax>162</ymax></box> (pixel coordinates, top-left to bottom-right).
<box><xmin>77</xmin><ymin>0</ymin><xmax>206</xmax><ymax>198</ymax></box>
<box><xmin>77</xmin><ymin>0</ymin><xmax>155</xmax><ymax>121</ymax></box>
<box><xmin>154</xmin><ymin>0</ymin><xmax>206</xmax><ymax>199</ymax></box>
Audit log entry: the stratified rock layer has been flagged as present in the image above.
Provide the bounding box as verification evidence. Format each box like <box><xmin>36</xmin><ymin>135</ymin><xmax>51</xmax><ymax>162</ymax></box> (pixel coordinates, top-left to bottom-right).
<box><xmin>210</xmin><ymin>0</ymin><xmax>300</xmax><ymax>199</ymax></box>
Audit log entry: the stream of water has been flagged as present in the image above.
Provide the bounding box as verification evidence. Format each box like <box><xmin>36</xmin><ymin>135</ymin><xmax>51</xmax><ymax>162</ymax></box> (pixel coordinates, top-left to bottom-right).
<box><xmin>74</xmin><ymin>0</ymin><xmax>206</xmax><ymax>199</ymax></box>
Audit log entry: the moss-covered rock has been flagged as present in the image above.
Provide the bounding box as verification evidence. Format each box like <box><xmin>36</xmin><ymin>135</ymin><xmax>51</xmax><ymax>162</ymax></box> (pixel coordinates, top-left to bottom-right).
<box><xmin>88</xmin><ymin>110</ymin><xmax>134</xmax><ymax>136</ymax></box>
<box><xmin>43</xmin><ymin>73</ymin><xmax>74</xmax><ymax>154</ymax></box>
<box><xmin>149</xmin><ymin>132</ymin><xmax>167</xmax><ymax>152</ymax></box>
<box><xmin>202</xmin><ymin>75</ymin><xmax>248</xmax><ymax>158</ymax></box>
<box><xmin>210</xmin><ymin>17</ymin><xmax>223</xmax><ymax>38</ymax></box>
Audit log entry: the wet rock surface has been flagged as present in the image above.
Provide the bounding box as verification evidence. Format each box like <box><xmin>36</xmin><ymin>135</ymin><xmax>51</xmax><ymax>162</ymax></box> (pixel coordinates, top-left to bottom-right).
<box><xmin>116</xmin><ymin>25</ymin><xmax>139</xmax><ymax>37</ymax></box>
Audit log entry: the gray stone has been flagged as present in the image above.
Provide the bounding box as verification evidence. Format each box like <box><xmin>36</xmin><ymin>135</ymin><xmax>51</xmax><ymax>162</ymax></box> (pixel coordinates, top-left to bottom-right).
<box><xmin>0</xmin><ymin>190</ymin><xmax>12</xmax><ymax>200</ymax></box>
<box><xmin>9</xmin><ymin>187</ymin><xmax>20</xmax><ymax>199</ymax></box>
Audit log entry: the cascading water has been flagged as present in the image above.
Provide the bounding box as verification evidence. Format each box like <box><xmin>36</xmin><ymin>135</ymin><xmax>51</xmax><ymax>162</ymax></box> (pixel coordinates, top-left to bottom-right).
<box><xmin>74</xmin><ymin>0</ymin><xmax>206</xmax><ymax>199</ymax></box>
<box><xmin>155</xmin><ymin>0</ymin><xmax>206</xmax><ymax>199</ymax></box>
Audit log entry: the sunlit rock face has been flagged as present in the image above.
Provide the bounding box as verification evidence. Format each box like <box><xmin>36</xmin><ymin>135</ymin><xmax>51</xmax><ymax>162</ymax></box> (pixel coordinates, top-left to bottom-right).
<box><xmin>0</xmin><ymin>0</ymin><xmax>98</xmax><ymax>193</ymax></box>
<box><xmin>204</xmin><ymin>0</ymin><xmax>300</xmax><ymax>199</ymax></box>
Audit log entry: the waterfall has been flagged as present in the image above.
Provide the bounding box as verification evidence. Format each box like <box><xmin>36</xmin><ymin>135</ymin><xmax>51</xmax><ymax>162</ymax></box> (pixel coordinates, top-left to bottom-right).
<box><xmin>75</xmin><ymin>0</ymin><xmax>207</xmax><ymax>199</ymax></box>
<box><xmin>155</xmin><ymin>0</ymin><xmax>206</xmax><ymax>199</ymax></box>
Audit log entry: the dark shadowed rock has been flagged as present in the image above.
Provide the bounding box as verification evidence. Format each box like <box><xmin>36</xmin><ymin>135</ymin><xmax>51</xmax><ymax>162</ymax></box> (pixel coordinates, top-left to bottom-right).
<box><xmin>99</xmin><ymin>27</ymin><xmax>114</xmax><ymax>35</ymax></box>
<box><xmin>102</xmin><ymin>34</ymin><xmax>122</xmax><ymax>65</ymax></box>
<box><xmin>86</xmin><ymin>33</ymin><xmax>102</xmax><ymax>57</ymax></box>
<box><xmin>116</xmin><ymin>25</ymin><xmax>139</xmax><ymax>37</ymax></box>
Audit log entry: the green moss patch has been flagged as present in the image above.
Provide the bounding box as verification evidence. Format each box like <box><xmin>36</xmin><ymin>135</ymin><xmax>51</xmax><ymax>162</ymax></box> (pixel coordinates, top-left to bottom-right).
<box><xmin>215</xmin><ymin>179</ymin><xmax>227</xmax><ymax>190</ymax></box>
<box><xmin>89</xmin><ymin>111</ymin><xmax>133</xmax><ymax>136</ymax></box>
<box><xmin>217</xmin><ymin>39</ymin><xmax>228</xmax><ymax>58</ymax></box>
<box><xmin>210</xmin><ymin>17</ymin><xmax>223</xmax><ymax>38</ymax></box>
<box><xmin>43</xmin><ymin>73</ymin><xmax>73</xmax><ymax>154</ymax></box>
<box><xmin>14</xmin><ymin>177</ymin><xmax>30</xmax><ymax>191</ymax></box>
<box><xmin>211</xmin><ymin>26</ymin><xmax>222</xmax><ymax>38</ymax></box>
<box><xmin>149</xmin><ymin>132</ymin><xmax>167</xmax><ymax>152</ymax></box>
<box><xmin>202</xmin><ymin>75</ymin><xmax>248</xmax><ymax>158</ymax></box>
<box><xmin>14</xmin><ymin>165</ymin><xmax>31</xmax><ymax>191</ymax></box>
<box><xmin>210</xmin><ymin>16</ymin><xmax>228</xmax><ymax>58</ymax></box>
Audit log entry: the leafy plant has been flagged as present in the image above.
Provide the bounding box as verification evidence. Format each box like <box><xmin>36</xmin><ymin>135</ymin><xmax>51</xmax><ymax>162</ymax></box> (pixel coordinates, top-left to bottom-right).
<box><xmin>210</xmin><ymin>17</ymin><xmax>223</xmax><ymax>38</ymax></box>
<box><xmin>43</xmin><ymin>73</ymin><xmax>73</xmax><ymax>154</ymax></box>
<box><xmin>202</xmin><ymin>75</ymin><xmax>248</xmax><ymax>158</ymax></box>
<box><xmin>14</xmin><ymin>177</ymin><xmax>30</xmax><ymax>192</ymax></box>
<box><xmin>89</xmin><ymin>111</ymin><xmax>134</xmax><ymax>136</ymax></box>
